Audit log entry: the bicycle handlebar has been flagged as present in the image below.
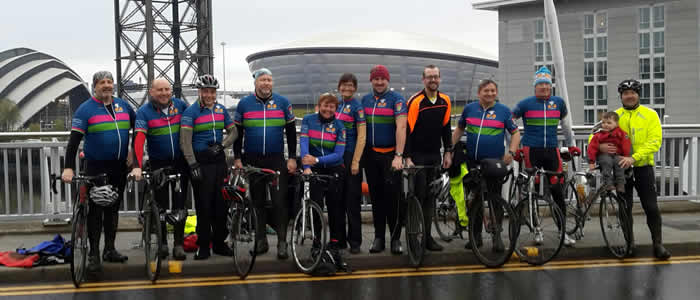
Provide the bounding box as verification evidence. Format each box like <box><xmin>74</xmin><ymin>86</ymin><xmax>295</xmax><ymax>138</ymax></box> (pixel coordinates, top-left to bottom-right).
<box><xmin>50</xmin><ymin>173</ymin><xmax>108</xmax><ymax>194</ymax></box>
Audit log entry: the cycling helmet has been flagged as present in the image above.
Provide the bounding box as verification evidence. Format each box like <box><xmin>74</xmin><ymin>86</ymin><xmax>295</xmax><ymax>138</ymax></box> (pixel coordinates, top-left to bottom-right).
<box><xmin>617</xmin><ymin>79</ymin><xmax>641</xmax><ymax>95</ymax></box>
<box><xmin>195</xmin><ymin>74</ymin><xmax>219</xmax><ymax>89</ymax></box>
<box><xmin>90</xmin><ymin>185</ymin><xmax>118</xmax><ymax>207</ymax></box>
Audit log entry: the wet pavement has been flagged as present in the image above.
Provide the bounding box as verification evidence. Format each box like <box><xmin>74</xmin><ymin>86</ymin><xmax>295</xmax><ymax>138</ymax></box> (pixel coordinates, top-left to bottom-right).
<box><xmin>1</xmin><ymin>256</ymin><xmax>699</xmax><ymax>299</ymax></box>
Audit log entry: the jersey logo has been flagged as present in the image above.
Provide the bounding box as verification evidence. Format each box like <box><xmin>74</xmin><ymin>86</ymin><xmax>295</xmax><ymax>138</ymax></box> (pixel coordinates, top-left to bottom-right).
<box><xmin>396</xmin><ymin>102</ymin><xmax>403</xmax><ymax>112</ymax></box>
<box><xmin>343</xmin><ymin>106</ymin><xmax>351</xmax><ymax>113</ymax></box>
<box><xmin>342</xmin><ymin>130</ymin><xmax>346</xmax><ymax>140</ymax></box>
<box><xmin>115</xmin><ymin>106</ymin><xmax>124</xmax><ymax>113</ymax></box>
<box><xmin>378</xmin><ymin>99</ymin><xmax>387</xmax><ymax>107</ymax></box>
<box><xmin>547</xmin><ymin>101</ymin><xmax>557</xmax><ymax>109</ymax></box>
<box><xmin>358</xmin><ymin>110</ymin><xmax>364</xmax><ymax>118</ymax></box>
<box><xmin>215</xmin><ymin>107</ymin><xmax>224</xmax><ymax>113</ymax></box>
<box><xmin>267</xmin><ymin>103</ymin><xmax>277</xmax><ymax>109</ymax></box>
<box><xmin>486</xmin><ymin>110</ymin><xmax>496</xmax><ymax>119</ymax></box>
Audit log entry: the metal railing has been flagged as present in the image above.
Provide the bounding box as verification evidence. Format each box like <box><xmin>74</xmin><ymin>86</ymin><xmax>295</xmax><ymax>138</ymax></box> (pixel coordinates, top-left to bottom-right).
<box><xmin>1</xmin><ymin>125</ymin><xmax>699</xmax><ymax>222</ymax></box>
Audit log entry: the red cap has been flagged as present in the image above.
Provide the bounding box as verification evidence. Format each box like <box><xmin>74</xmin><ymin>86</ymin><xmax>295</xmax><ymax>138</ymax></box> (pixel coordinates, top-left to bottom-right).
<box><xmin>370</xmin><ymin>65</ymin><xmax>390</xmax><ymax>82</ymax></box>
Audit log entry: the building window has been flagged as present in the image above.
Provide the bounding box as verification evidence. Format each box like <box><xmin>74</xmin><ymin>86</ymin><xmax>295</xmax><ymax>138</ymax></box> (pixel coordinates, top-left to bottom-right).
<box><xmin>584</xmin><ymin>14</ymin><xmax>594</xmax><ymax>35</ymax></box>
<box><xmin>584</xmin><ymin>86</ymin><xmax>594</xmax><ymax>106</ymax></box>
<box><xmin>535</xmin><ymin>19</ymin><xmax>544</xmax><ymax>39</ymax></box>
<box><xmin>654</xmin><ymin>83</ymin><xmax>665</xmax><ymax>104</ymax></box>
<box><xmin>584</xmin><ymin>109</ymin><xmax>595</xmax><ymax>125</ymax></box>
<box><xmin>547</xmin><ymin>64</ymin><xmax>556</xmax><ymax>84</ymax></box>
<box><xmin>653</xmin><ymin>31</ymin><xmax>664</xmax><ymax>53</ymax></box>
<box><xmin>639</xmin><ymin>7</ymin><xmax>650</xmax><ymax>29</ymax></box>
<box><xmin>639</xmin><ymin>33</ymin><xmax>650</xmax><ymax>54</ymax></box>
<box><xmin>596</xmin><ymin>85</ymin><xmax>607</xmax><ymax>106</ymax></box>
<box><xmin>535</xmin><ymin>42</ymin><xmax>544</xmax><ymax>62</ymax></box>
<box><xmin>545</xmin><ymin>42</ymin><xmax>552</xmax><ymax>61</ymax></box>
<box><xmin>584</xmin><ymin>38</ymin><xmax>594</xmax><ymax>58</ymax></box>
<box><xmin>653</xmin><ymin>6</ymin><xmax>664</xmax><ymax>28</ymax></box>
<box><xmin>596</xmin><ymin>12</ymin><xmax>607</xmax><ymax>34</ymax></box>
<box><xmin>640</xmin><ymin>83</ymin><xmax>651</xmax><ymax>104</ymax></box>
<box><xmin>655</xmin><ymin>108</ymin><xmax>665</xmax><ymax>120</ymax></box>
<box><xmin>596</xmin><ymin>37</ymin><xmax>607</xmax><ymax>57</ymax></box>
<box><xmin>654</xmin><ymin>57</ymin><xmax>665</xmax><ymax>79</ymax></box>
<box><xmin>597</xmin><ymin>61</ymin><xmax>607</xmax><ymax>81</ymax></box>
<box><xmin>584</xmin><ymin>62</ymin><xmax>594</xmax><ymax>82</ymax></box>
<box><xmin>639</xmin><ymin>58</ymin><xmax>650</xmax><ymax>79</ymax></box>
<box><xmin>597</xmin><ymin>109</ymin><xmax>608</xmax><ymax>122</ymax></box>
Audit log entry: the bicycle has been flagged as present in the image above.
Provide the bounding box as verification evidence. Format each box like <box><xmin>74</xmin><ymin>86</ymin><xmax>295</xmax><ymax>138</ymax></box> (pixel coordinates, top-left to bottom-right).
<box><xmin>51</xmin><ymin>173</ymin><xmax>108</xmax><ymax>288</ymax></box>
<box><xmin>401</xmin><ymin>165</ymin><xmax>444</xmax><ymax>267</ymax></box>
<box><xmin>127</xmin><ymin>167</ymin><xmax>182</xmax><ymax>282</ymax></box>
<box><xmin>223</xmin><ymin>165</ymin><xmax>279</xmax><ymax>279</ymax></box>
<box><xmin>510</xmin><ymin>149</ymin><xmax>567</xmax><ymax>265</ymax></box>
<box><xmin>290</xmin><ymin>171</ymin><xmax>336</xmax><ymax>273</ymax></box>
<box><xmin>463</xmin><ymin>161</ymin><xmax>518</xmax><ymax>268</ymax></box>
<box><xmin>431</xmin><ymin>171</ymin><xmax>465</xmax><ymax>242</ymax></box>
<box><xmin>564</xmin><ymin>160</ymin><xmax>633</xmax><ymax>258</ymax></box>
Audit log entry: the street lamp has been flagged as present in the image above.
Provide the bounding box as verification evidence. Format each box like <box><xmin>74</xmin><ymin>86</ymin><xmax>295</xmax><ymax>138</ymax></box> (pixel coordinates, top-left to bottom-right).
<box><xmin>220</xmin><ymin>41</ymin><xmax>227</xmax><ymax>103</ymax></box>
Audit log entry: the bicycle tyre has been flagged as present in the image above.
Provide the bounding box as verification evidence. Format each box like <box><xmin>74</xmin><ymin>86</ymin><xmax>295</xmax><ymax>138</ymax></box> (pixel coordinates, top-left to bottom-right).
<box><xmin>564</xmin><ymin>181</ymin><xmax>583</xmax><ymax>235</ymax></box>
<box><xmin>406</xmin><ymin>195</ymin><xmax>426</xmax><ymax>267</ymax></box>
<box><xmin>143</xmin><ymin>197</ymin><xmax>162</xmax><ymax>282</ymax></box>
<box><xmin>434</xmin><ymin>194</ymin><xmax>459</xmax><ymax>242</ymax></box>
<box><xmin>291</xmin><ymin>200</ymin><xmax>327</xmax><ymax>273</ymax></box>
<box><xmin>599</xmin><ymin>192</ymin><xmax>631</xmax><ymax>258</ymax></box>
<box><xmin>70</xmin><ymin>202</ymin><xmax>88</xmax><ymax>288</ymax></box>
<box><xmin>513</xmin><ymin>198</ymin><xmax>565</xmax><ymax>266</ymax></box>
<box><xmin>469</xmin><ymin>195</ymin><xmax>517</xmax><ymax>268</ymax></box>
<box><xmin>231</xmin><ymin>200</ymin><xmax>258</xmax><ymax>279</ymax></box>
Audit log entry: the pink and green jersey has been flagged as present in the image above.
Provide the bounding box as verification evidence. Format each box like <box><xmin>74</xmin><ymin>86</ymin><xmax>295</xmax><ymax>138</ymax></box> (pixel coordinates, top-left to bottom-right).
<box><xmin>71</xmin><ymin>97</ymin><xmax>135</xmax><ymax>161</ymax></box>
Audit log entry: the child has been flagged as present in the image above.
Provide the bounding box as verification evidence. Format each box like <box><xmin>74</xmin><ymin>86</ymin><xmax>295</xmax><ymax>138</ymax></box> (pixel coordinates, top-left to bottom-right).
<box><xmin>588</xmin><ymin>112</ymin><xmax>631</xmax><ymax>193</ymax></box>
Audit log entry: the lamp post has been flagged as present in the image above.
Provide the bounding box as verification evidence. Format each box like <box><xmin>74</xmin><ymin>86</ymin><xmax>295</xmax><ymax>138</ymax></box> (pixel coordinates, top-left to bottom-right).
<box><xmin>220</xmin><ymin>41</ymin><xmax>227</xmax><ymax>103</ymax></box>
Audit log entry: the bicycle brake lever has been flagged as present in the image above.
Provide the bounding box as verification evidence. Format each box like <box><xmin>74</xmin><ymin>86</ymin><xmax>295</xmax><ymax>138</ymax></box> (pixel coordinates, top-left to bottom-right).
<box><xmin>175</xmin><ymin>178</ymin><xmax>181</xmax><ymax>193</ymax></box>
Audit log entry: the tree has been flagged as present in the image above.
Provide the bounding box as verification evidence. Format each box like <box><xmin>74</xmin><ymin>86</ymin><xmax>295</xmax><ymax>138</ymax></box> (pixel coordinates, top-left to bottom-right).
<box><xmin>53</xmin><ymin>119</ymin><xmax>66</xmax><ymax>131</ymax></box>
<box><xmin>28</xmin><ymin>123</ymin><xmax>40</xmax><ymax>132</ymax></box>
<box><xmin>0</xmin><ymin>99</ymin><xmax>20</xmax><ymax>131</ymax></box>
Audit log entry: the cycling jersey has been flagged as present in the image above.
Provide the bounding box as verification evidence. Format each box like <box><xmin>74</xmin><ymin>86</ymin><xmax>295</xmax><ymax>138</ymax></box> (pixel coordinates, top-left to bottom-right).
<box><xmin>335</xmin><ymin>98</ymin><xmax>365</xmax><ymax>152</ymax></box>
<box><xmin>512</xmin><ymin>96</ymin><xmax>567</xmax><ymax>148</ymax></box>
<box><xmin>134</xmin><ymin>98</ymin><xmax>189</xmax><ymax>160</ymax></box>
<box><xmin>300</xmin><ymin>114</ymin><xmax>346</xmax><ymax>168</ymax></box>
<box><xmin>181</xmin><ymin>102</ymin><xmax>234</xmax><ymax>152</ymax></box>
<box><xmin>615</xmin><ymin>105</ymin><xmax>662</xmax><ymax>167</ymax></box>
<box><xmin>234</xmin><ymin>93</ymin><xmax>295</xmax><ymax>155</ymax></box>
<box><xmin>71</xmin><ymin>97</ymin><xmax>135</xmax><ymax>161</ymax></box>
<box><xmin>361</xmin><ymin>90</ymin><xmax>406</xmax><ymax>151</ymax></box>
<box><xmin>458</xmin><ymin>102</ymin><xmax>518</xmax><ymax>161</ymax></box>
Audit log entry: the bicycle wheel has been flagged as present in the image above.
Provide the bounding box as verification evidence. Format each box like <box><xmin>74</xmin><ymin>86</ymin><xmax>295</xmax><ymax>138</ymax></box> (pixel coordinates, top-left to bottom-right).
<box><xmin>230</xmin><ymin>200</ymin><xmax>258</xmax><ymax>279</ymax></box>
<box><xmin>564</xmin><ymin>181</ymin><xmax>582</xmax><ymax>235</ymax></box>
<box><xmin>143</xmin><ymin>198</ymin><xmax>162</xmax><ymax>282</ymax></box>
<box><xmin>469</xmin><ymin>194</ymin><xmax>517</xmax><ymax>268</ymax></box>
<box><xmin>291</xmin><ymin>200</ymin><xmax>327</xmax><ymax>273</ymax></box>
<box><xmin>406</xmin><ymin>195</ymin><xmax>426</xmax><ymax>267</ymax></box>
<box><xmin>70</xmin><ymin>203</ymin><xmax>88</xmax><ymax>288</ymax></box>
<box><xmin>599</xmin><ymin>192</ymin><xmax>631</xmax><ymax>258</ymax></box>
<box><xmin>513</xmin><ymin>197</ymin><xmax>565</xmax><ymax>266</ymax></box>
<box><xmin>434</xmin><ymin>194</ymin><xmax>460</xmax><ymax>242</ymax></box>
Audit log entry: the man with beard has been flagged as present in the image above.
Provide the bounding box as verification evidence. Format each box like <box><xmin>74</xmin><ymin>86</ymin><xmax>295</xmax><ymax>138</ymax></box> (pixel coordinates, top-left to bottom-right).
<box><xmin>404</xmin><ymin>65</ymin><xmax>453</xmax><ymax>252</ymax></box>
<box><xmin>233</xmin><ymin>68</ymin><xmax>297</xmax><ymax>259</ymax></box>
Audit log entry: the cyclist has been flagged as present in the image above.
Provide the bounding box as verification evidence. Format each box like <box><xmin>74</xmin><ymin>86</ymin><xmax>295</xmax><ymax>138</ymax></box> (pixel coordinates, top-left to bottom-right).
<box><xmin>130</xmin><ymin>78</ymin><xmax>190</xmax><ymax>260</ymax></box>
<box><xmin>233</xmin><ymin>68</ymin><xmax>297</xmax><ymax>260</ymax></box>
<box><xmin>334</xmin><ymin>73</ymin><xmax>366</xmax><ymax>254</ymax></box>
<box><xmin>62</xmin><ymin>71</ymin><xmax>135</xmax><ymax>272</ymax></box>
<box><xmin>180</xmin><ymin>74</ymin><xmax>237</xmax><ymax>260</ymax></box>
<box><xmin>451</xmin><ymin>79</ymin><xmax>520</xmax><ymax>250</ymax></box>
<box><xmin>512</xmin><ymin>66</ymin><xmax>578</xmax><ymax>247</ymax></box>
<box><xmin>361</xmin><ymin>65</ymin><xmax>407</xmax><ymax>255</ymax></box>
<box><xmin>300</xmin><ymin>93</ymin><xmax>347</xmax><ymax>249</ymax></box>
<box><xmin>404</xmin><ymin>65</ymin><xmax>453</xmax><ymax>252</ymax></box>
<box><xmin>597</xmin><ymin>79</ymin><xmax>670</xmax><ymax>259</ymax></box>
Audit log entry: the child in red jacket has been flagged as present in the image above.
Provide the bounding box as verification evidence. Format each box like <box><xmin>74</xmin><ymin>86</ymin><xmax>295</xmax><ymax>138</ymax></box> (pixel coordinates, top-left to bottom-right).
<box><xmin>588</xmin><ymin>112</ymin><xmax>632</xmax><ymax>193</ymax></box>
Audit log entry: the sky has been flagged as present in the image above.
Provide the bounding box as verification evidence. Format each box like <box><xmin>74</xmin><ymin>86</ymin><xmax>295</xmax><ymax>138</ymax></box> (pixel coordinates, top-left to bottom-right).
<box><xmin>0</xmin><ymin>0</ymin><xmax>498</xmax><ymax>92</ymax></box>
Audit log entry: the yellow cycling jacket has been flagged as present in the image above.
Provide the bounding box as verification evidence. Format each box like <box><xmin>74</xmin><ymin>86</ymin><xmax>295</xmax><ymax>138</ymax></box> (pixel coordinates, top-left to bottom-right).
<box><xmin>615</xmin><ymin>105</ymin><xmax>662</xmax><ymax>167</ymax></box>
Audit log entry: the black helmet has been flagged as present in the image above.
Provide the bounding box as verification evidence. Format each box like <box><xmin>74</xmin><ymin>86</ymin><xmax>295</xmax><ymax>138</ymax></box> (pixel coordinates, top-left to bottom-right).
<box><xmin>617</xmin><ymin>79</ymin><xmax>641</xmax><ymax>95</ymax></box>
<box><xmin>196</xmin><ymin>74</ymin><xmax>219</xmax><ymax>89</ymax></box>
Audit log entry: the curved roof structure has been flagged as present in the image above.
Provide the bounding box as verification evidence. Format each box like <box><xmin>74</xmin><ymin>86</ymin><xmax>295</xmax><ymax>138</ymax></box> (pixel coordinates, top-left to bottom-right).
<box><xmin>0</xmin><ymin>48</ymin><xmax>89</xmax><ymax>127</ymax></box>
<box><xmin>247</xmin><ymin>30</ymin><xmax>498</xmax><ymax>65</ymax></box>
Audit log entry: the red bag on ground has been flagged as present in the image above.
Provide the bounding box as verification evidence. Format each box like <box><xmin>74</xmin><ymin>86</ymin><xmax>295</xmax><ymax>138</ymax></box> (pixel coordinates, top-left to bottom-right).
<box><xmin>0</xmin><ymin>251</ymin><xmax>39</xmax><ymax>268</ymax></box>
<box><xmin>183</xmin><ymin>234</ymin><xmax>198</xmax><ymax>252</ymax></box>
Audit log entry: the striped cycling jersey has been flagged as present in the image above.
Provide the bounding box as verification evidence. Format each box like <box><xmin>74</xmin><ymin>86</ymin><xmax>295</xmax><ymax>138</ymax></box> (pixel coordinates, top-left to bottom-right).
<box><xmin>335</xmin><ymin>98</ymin><xmax>365</xmax><ymax>152</ymax></box>
<box><xmin>361</xmin><ymin>90</ymin><xmax>406</xmax><ymax>151</ymax></box>
<box><xmin>300</xmin><ymin>114</ymin><xmax>346</xmax><ymax>168</ymax></box>
<box><xmin>181</xmin><ymin>102</ymin><xmax>234</xmax><ymax>152</ymax></box>
<box><xmin>234</xmin><ymin>93</ymin><xmax>295</xmax><ymax>155</ymax></box>
<box><xmin>512</xmin><ymin>96</ymin><xmax>567</xmax><ymax>148</ymax></box>
<box><xmin>71</xmin><ymin>97</ymin><xmax>135</xmax><ymax>161</ymax></box>
<box><xmin>458</xmin><ymin>102</ymin><xmax>518</xmax><ymax>161</ymax></box>
<box><xmin>134</xmin><ymin>98</ymin><xmax>189</xmax><ymax>160</ymax></box>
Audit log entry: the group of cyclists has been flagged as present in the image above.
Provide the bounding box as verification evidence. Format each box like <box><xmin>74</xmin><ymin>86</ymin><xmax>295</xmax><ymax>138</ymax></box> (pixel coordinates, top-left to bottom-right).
<box><xmin>60</xmin><ymin>63</ymin><xmax>671</xmax><ymax>274</ymax></box>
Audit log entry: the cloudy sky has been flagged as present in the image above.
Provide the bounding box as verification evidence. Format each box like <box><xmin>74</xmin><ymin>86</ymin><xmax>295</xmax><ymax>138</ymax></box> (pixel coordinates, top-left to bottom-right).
<box><xmin>0</xmin><ymin>0</ymin><xmax>498</xmax><ymax>91</ymax></box>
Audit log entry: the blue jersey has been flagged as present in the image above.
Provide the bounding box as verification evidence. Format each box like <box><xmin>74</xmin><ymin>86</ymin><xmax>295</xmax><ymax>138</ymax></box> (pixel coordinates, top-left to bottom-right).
<box><xmin>71</xmin><ymin>97</ymin><xmax>135</xmax><ymax>161</ymax></box>
<box><xmin>134</xmin><ymin>98</ymin><xmax>189</xmax><ymax>161</ymax></box>
<box><xmin>181</xmin><ymin>102</ymin><xmax>234</xmax><ymax>152</ymax></box>
<box><xmin>300</xmin><ymin>114</ymin><xmax>346</xmax><ymax>169</ymax></box>
<box><xmin>361</xmin><ymin>90</ymin><xmax>406</xmax><ymax>151</ymax></box>
<box><xmin>458</xmin><ymin>102</ymin><xmax>518</xmax><ymax>161</ymax></box>
<box><xmin>335</xmin><ymin>98</ymin><xmax>365</xmax><ymax>153</ymax></box>
<box><xmin>512</xmin><ymin>96</ymin><xmax>567</xmax><ymax>148</ymax></box>
<box><xmin>233</xmin><ymin>93</ymin><xmax>295</xmax><ymax>155</ymax></box>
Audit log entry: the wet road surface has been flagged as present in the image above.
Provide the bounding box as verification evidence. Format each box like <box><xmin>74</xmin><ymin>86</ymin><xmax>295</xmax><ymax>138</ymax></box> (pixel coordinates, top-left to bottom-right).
<box><xmin>2</xmin><ymin>256</ymin><xmax>699</xmax><ymax>300</ymax></box>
